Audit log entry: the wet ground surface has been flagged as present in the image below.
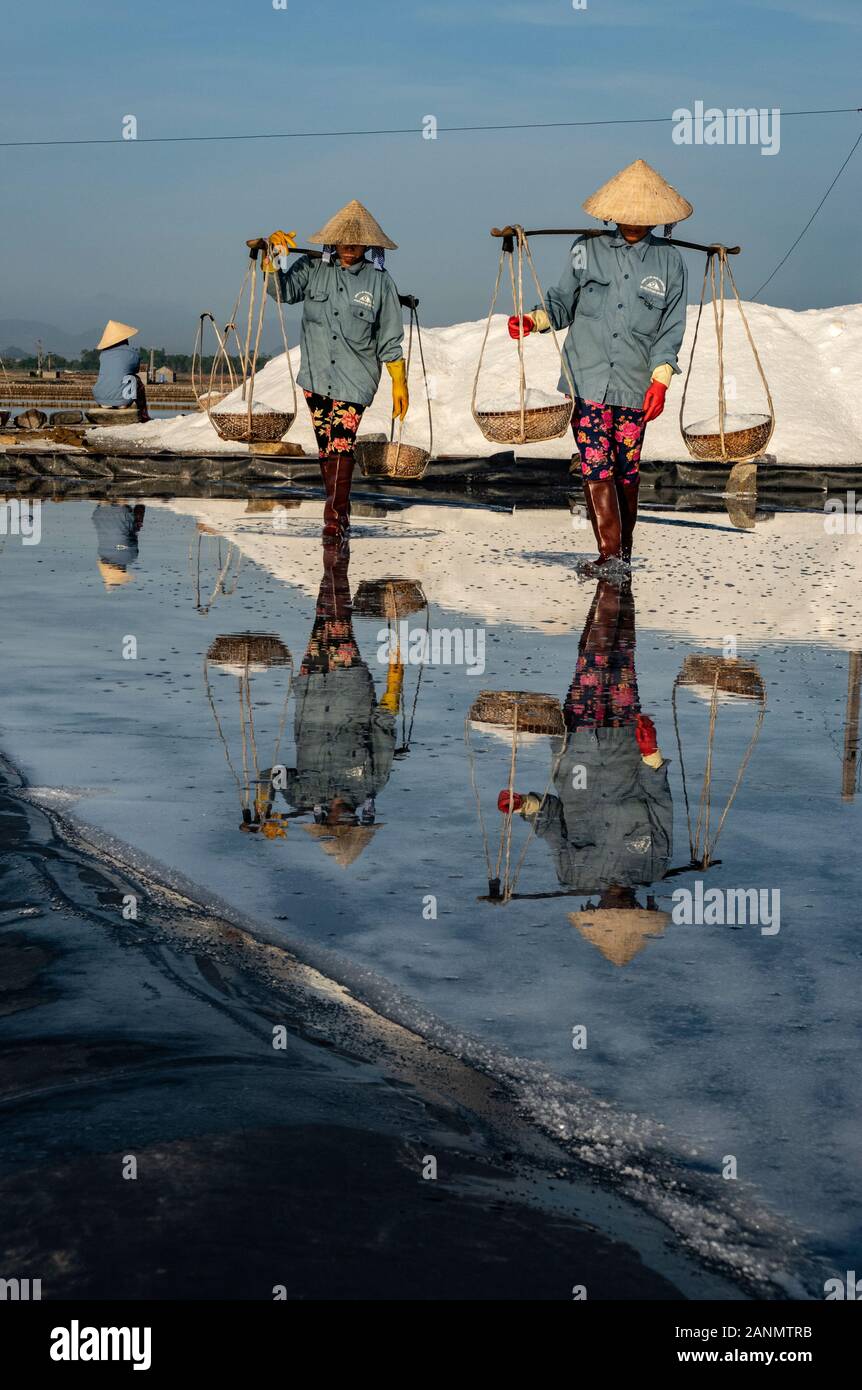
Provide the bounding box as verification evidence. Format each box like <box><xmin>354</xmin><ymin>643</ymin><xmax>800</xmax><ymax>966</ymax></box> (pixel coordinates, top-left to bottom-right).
<box><xmin>0</xmin><ymin>755</ymin><xmax>724</xmax><ymax>1301</ymax></box>
<box><xmin>1</xmin><ymin>490</ymin><xmax>860</xmax><ymax>1298</ymax></box>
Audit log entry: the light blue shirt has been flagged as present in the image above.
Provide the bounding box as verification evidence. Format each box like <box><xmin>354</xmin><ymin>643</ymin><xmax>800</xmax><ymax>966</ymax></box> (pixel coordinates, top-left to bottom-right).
<box><xmin>269</xmin><ymin>255</ymin><xmax>404</xmax><ymax>407</ymax></box>
<box><xmin>538</xmin><ymin>231</ymin><xmax>688</xmax><ymax>409</ymax></box>
<box><xmin>93</xmin><ymin>344</ymin><xmax>140</xmax><ymax>406</ymax></box>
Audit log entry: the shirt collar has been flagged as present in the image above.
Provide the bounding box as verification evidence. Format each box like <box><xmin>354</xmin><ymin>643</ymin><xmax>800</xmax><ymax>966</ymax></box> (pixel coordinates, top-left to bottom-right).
<box><xmin>609</xmin><ymin>230</ymin><xmax>656</xmax><ymax>260</ymax></box>
<box><xmin>338</xmin><ymin>258</ymin><xmax>368</xmax><ymax>275</ymax></box>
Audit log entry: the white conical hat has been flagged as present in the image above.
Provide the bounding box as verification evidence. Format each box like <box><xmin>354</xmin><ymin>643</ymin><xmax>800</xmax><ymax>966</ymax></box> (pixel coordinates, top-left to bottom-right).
<box><xmin>309</xmin><ymin>200</ymin><xmax>397</xmax><ymax>249</ymax></box>
<box><xmin>97</xmin><ymin>320</ymin><xmax>139</xmax><ymax>351</ymax></box>
<box><xmin>583</xmin><ymin>159</ymin><xmax>693</xmax><ymax>225</ymax></box>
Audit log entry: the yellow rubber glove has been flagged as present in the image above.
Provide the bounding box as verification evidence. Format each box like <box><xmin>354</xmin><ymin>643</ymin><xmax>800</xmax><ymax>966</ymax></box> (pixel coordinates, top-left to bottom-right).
<box><xmin>262</xmin><ymin>230</ymin><xmax>297</xmax><ymax>272</ymax></box>
<box><xmin>642</xmin><ymin>750</ymin><xmax>665</xmax><ymax>768</ymax></box>
<box><xmin>385</xmin><ymin>358</ymin><xmax>409</xmax><ymax>420</ymax></box>
<box><xmin>379</xmin><ymin>658</ymin><xmax>404</xmax><ymax>714</ymax></box>
<box><xmin>651</xmin><ymin>364</ymin><xmax>674</xmax><ymax>387</ymax></box>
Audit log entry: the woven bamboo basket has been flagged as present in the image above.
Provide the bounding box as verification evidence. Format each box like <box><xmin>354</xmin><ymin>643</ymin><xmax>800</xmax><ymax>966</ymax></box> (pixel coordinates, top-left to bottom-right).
<box><xmin>678</xmin><ymin>655</ymin><xmax>765</xmax><ymax>699</ymax></box>
<box><xmin>356</xmin><ymin>440</ymin><xmax>429</xmax><ymax>479</ymax></box>
<box><xmin>206</xmin><ymin>632</ymin><xmax>292</xmax><ymax>669</ymax></box>
<box><xmin>682</xmin><ymin>412</ymin><xmax>773</xmax><ymax>463</ymax></box>
<box><xmin>210</xmin><ymin>409</ymin><xmax>294</xmax><ymax>444</ymax></box>
<box><xmin>353</xmin><ymin>578</ymin><xmax>427</xmax><ymax>620</ymax></box>
<box><xmin>468</xmin><ymin>690</ymin><xmax>565</xmax><ymax>735</ymax></box>
<box><xmin>197</xmin><ymin>390</ymin><xmax>228</xmax><ymax>412</ymax></box>
<box><xmin>474</xmin><ymin>399</ymin><xmax>573</xmax><ymax>446</ymax></box>
<box><xmin>85</xmin><ymin>406</ymin><xmax>138</xmax><ymax>426</ymax></box>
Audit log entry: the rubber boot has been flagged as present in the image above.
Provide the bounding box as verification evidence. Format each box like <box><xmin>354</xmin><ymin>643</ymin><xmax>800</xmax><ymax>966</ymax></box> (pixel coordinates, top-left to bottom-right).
<box><xmin>320</xmin><ymin>453</ymin><xmax>355</xmax><ymax>543</ymax></box>
<box><xmin>582</xmin><ymin>479</ymin><xmax>623</xmax><ymax>573</ymax></box>
<box><xmin>616</xmin><ymin>477</ymin><xmax>639</xmax><ymax>564</ymax></box>
<box><xmin>318</xmin><ymin>544</ymin><xmax>352</xmax><ymax>618</ymax></box>
<box><xmin>579</xmin><ymin>480</ymin><xmax>601</xmax><ymax>555</ymax></box>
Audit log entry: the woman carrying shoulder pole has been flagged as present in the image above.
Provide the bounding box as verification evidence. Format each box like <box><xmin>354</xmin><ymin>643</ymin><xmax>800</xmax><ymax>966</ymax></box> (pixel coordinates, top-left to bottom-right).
<box><xmin>509</xmin><ymin>160</ymin><xmax>691</xmax><ymax>574</ymax></box>
<box><xmin>249</xmin><ymin>200</ymin><xmax>408</xmax><ymax>544</ymax></box>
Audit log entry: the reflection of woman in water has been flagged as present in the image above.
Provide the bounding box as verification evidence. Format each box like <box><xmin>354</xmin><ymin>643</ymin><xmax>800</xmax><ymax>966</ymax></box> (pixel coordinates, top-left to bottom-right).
<box><xmin>273</xmin><ymin>548</ymin><xmax>402</xmax><ymax>838</ymax></box>
<box><xmin>92</xmin><ymin>502</ymin><xmax>145</xmax><ymax>588</ymax></box>
<box><xmin>499</xmin><ymin>579</ymin><xmax>672</xmax><ymax>894</ymax></box>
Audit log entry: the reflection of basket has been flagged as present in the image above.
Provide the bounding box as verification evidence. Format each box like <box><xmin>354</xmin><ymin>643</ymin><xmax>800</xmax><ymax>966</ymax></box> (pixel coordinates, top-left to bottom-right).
<box><xmin>678</xmin><ymin>655</ymin><xmax>765</xmax><ymax>698</ymax></box>
<box><xmin>210</xmin><ymin>409</ymin><xmax>294</xmax><ymax>444</ymax></box>
<box><xmin>356</xmin><ymin>440</ymin><xmax>429</xmax><ymax>479</ymax></box>
<box><xmin>682</xmin><ymin>413</ymin><xmax>773</xmax><ymax>462</ymax></box>
<box><xmin>353</xmin><ymin>578</ymin><xmax>427</xmax><ymax>619</ymax></box>
<box><xmin>474</xmin><ymin>400</ymin><xmax>573</xmax><ymax>446</ymax></box>
<box><xmin>206</xmin><ymin>633</ymin><xmax>292</xmax><ymax>668</ymax></box>
<box><xmin>0</xmin><ymin>410</ymin><xmax>9</xmax><ymax>429</ymax></box>
<box><xmin>468</xmin><ymin>689</ymin><xmax>565</xmax><ymax>735</ymax></box>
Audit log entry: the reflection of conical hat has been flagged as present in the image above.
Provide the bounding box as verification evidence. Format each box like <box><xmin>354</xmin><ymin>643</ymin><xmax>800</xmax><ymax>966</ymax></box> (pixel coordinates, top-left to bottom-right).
<box><xmin>309</xmin><ymin>200</ymin><xmax>397</xmax><ymax>250</ymax></box>
<box><xmin>569</xmin><ymin>908</ymin><xmax>671</xmax><ymax>967</ymax></box>
<box><xmin>583</xmin><ymin>159</ymin><xmax>693</xmax><ymax>225</ymax></box>
<box><xmin>301</xmin><ymin>822</ymin><xmax>378</xmax><ymax>867</ymax></box>
<box><xmin>97</xmin><ymin>320</ymin><xmax>139</xmax><ymax>350</ymax></box>
<box><xmin>97</xmin><ymin>560</ymin><xmax>133</xmax><ymax>588</ymax></box>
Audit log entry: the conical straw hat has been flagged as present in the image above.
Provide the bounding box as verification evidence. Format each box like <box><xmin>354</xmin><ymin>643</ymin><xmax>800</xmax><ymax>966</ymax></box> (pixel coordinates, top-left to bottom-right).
<box><xmin>309</xmin><ymin>200</ymin><xmax>397</xmax><ymax>250</ymax></box>
<box><xmin>97</xmin><ymin>320</ymin><xmax>139</xmax><ymax>351</ymax></box>
<box><xmin>301</xmin><ymin>822</ymin><xmax>378</xmax><ymax>867</ymax></box>
<box><xmin>569</xmin><ymin>907</ymin><xmax>670</xmax><ymax>967</ymax></box>
<box><xmin>583</xmin><ymin>159</ymin><xmax>692</xmax><ymax>226</ymax></box>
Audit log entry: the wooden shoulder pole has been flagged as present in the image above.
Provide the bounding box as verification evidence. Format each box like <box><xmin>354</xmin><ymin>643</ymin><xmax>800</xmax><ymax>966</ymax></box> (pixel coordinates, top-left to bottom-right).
<box><xmin>490</xmin><ymin>226</ymin><xmax>741</xmax><ymax>256</ymax></box>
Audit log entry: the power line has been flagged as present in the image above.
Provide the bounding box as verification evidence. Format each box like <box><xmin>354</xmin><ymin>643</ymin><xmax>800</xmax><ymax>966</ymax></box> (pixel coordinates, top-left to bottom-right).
<box><xmin>0</xmin><ymin>107</ymin><xmax>858</xmax><ymax>149</ymax></box>
<box><xmin>751</xmin><ymin>127</ymin><xmax>862</xmax><ymax>299</ymax></box>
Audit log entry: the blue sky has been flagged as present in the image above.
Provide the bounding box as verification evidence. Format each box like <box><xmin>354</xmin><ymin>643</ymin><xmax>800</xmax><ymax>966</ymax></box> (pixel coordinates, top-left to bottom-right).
<box><xmin>0</xmin><ymin>0</ymin><xmax>859</xmax><ymax>347</ymax></box>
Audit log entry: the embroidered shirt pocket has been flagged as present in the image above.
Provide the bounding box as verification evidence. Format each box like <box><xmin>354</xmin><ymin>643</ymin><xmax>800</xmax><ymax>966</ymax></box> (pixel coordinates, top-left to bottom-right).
<box><xmin>631</xmin><ymin>290</ymin><xmax>663</xmax><ymax>339</ymax></box>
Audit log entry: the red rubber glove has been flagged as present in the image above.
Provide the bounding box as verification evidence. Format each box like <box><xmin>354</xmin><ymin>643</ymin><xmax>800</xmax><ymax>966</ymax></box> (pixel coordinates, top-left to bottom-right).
<box><xmin>508</xmin><ymin>315</ymin><xmax>534</xmax><ymax>340</ymax></box>
<box><xmin>498</xmin><ymin>790</ymin><xmax>524</xmax><ymax>813</ymax></box>
<box><xmin>641</xmin><ymin>380</ymin><xmax>667</xmax><ymax>423</ymax></box>
<box><xmin>635</xmin><ymin>715</ymin><xmax>658</xmax><ymax>757</ymax></box>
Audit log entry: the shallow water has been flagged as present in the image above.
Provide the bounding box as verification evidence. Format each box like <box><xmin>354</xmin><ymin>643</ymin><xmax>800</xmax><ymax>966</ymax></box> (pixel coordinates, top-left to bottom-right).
<box><xmin>0</xmin><ymin>493</ymin><xmax>860</xmax><ymax>1293</ymax></box>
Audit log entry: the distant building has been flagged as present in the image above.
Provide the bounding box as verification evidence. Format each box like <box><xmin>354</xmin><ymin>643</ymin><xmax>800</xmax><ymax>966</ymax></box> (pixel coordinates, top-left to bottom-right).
<box><xmin>154</xmin><ymin>366</ymin><xmax>176</xmax><ymax>384</ymax></box>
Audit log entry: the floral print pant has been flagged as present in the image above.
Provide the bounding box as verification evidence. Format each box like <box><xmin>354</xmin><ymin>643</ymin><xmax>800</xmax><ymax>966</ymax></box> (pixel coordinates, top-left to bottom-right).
<box><xmin>564</xmin><ymin>581</ymin><xmax>640</xmax><ymax>730</ymax></box>
<box><xmin>572</xmin><ymin>396</ymin><xmax>646</xmax><ymax>483</ymax></box>
<box><xmin>303</xmin><ymin>390</ymin><xmax>365</xmax><ymax>460</ymax></box>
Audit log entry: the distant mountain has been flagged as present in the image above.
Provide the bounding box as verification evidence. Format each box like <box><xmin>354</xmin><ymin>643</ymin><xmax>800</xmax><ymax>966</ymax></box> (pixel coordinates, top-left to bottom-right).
<box><xmin>0</xmin><ymin>319</ymin><xmax>102</xmax><ymax>360</ymax></box>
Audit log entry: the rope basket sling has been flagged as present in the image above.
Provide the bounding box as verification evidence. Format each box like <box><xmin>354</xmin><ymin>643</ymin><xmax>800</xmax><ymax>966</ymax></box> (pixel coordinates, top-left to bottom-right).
<box><xmin>355</xmin><ymin>300</ymin><xmax>433</xmax><ymax>480</ymax></box>
<box><xmin>206</xmin><ymin>258</ymin><xmax>297</xmax><ymax>445</ymax></box>
<box><xmin>465</xmin><ymin>690</ymin><xmax>567</xmax><ymax>903</ymax></box>
<box><xmin>672</xmin><ymin>655</ymin><xmax>766</xmax><ymax>869</ymax></box>
<box><xmin>203</xmin><ymin>631</ymin><xmax>294</xmax><ymax>835</ymax></box>
<box><xmin>680</xmin><ymin>248</ymin><xmax>775</xmax><ymax>463</ymax></box>
<box><xmin>192</xmin><ymin>312</ymin><xmax>237</xmax><ymax>411</ymax></box>
<box><xmin>472</xmin><ymin>225</ymin><xmax>574</xmax><ymax>446</ymax></box>
<box><xmin>188</xmin><ymin>525</ymin><xmax>242</xmax><ymax>615</ymax></box>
